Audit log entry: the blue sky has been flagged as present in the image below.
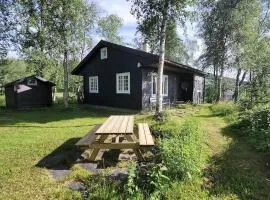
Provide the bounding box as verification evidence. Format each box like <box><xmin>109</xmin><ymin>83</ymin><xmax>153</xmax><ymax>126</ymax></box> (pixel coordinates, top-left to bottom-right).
<box><xmin>94</xmin><ymin>0</ymin><xmax>204</xmax><ymax>61</ymax></box>
<box><xmin>93</xmin><ymin>0</ymin><xmax>137</xmax><ymax>44</ymax></box>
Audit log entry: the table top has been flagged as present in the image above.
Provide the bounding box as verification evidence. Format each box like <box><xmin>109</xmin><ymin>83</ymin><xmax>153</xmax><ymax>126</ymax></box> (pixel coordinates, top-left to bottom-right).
<box><xmin>95</xmin><ymin>115</ymin><xmax>134</xmax><ymax>135</ymax></box>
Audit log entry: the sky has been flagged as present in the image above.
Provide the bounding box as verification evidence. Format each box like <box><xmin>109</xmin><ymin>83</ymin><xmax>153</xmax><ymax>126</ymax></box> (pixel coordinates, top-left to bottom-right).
<box><xmin>93</xmin><ymin>0</ymin><xmax>204</xmax><ymax>62</ymax></box>
<box><xmin>93</xmin><ymin>0</ymin><xmax>237</xmax><ymax>77</ymax></box>
<box><xmin>93</xmin><ymin>0</ymin><xmax>137</xmax><ymax>44</ymax></box>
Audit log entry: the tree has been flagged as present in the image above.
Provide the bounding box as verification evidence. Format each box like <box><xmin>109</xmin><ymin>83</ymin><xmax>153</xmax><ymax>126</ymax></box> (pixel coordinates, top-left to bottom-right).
<box><xmin>129</xmin><ymin>0</ymin><xmax>196</xmax><ymax>118</ymax></box>
<box><xmin>46</xmin><ymin>0</ymin><xmax>97</xmax><ymax>108</ymax></box>
<box><xmin>97</xmin><ymin>14</ymin><xmax>123</xmax><ymax>44</ymax></box>
<box><xmin>200</xmin><ymin>0</ymin><xmax>241</xmax><ymax>102</ymax></box>
<box><xmin>136</xmin><ymin>20</ymin><xmax>189</xmax><ymax>63</ymax></box>
<box><xmin>16</xmin><ymin>0</ymin><xmax>53</xmax><ymax>76</ymax></box>
<box><xmin>0</xmin><ymin>0</ymin><xmax>15</xmax><ymax>60</ymax></box>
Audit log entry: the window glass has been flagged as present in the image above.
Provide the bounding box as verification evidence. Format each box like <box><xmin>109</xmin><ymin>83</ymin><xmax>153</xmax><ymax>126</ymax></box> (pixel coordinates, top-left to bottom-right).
<box><xmin>89</xmin><ymin>76</ymin><xmax>98</xmax><ymax>93</ymax></box>
<box><xmin>100</xmin><ymin>47</ymin><xmax>107</xmax><ymax>60</ymax></box>
<box><xmin>151</xmin><ymin>74</ymin><xmax>168</xmax><ymax>97</ymax></box>
<box><xmin>116</xmin><ymin>72</ymin><xmax>130</xmax><ymax>94</ymax></box>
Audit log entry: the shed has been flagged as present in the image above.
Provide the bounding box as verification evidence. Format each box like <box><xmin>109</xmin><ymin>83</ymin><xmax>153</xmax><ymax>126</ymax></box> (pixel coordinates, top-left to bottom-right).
<box><xmin>4</xmin><ymin>75</ymin><xmax>55</xmax><ymax>108</ymax></box>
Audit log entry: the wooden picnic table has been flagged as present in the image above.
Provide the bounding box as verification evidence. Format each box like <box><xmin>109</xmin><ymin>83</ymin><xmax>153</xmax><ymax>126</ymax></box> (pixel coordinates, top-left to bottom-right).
<box><xmin>76</xmin><ymin>115</ymin><xmax>154</xmax><ymax>161</ymax></box>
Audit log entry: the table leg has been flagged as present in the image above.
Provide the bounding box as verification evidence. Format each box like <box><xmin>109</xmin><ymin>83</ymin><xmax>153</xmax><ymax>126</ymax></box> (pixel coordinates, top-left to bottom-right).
<box><xmin>88</xmin><ymin>135</ymin><xmax>108</xmax><ymax>161</ymax></box>
<box><xmin>124</xmin><ymin>134</ymin><xmax>144</xmax><ymax>161</ymax></box>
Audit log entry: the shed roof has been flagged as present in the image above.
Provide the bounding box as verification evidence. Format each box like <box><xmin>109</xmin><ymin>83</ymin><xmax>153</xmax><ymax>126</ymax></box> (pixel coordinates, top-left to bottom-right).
<box><xmin>4</xmin><ymin>75</ymin><xmax>55</xmax><ymax>87</ymax></box>
<box><xmin>71</xmin><ymin>40</ymin><xmax>205</xmax><ymax>76</ymax></box>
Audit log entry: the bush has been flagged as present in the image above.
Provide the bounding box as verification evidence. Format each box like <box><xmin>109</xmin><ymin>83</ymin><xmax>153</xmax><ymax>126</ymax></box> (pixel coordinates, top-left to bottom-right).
<box><xmin>239</xmin><ymin>106</ymin><xmax>270</xmax><ymax>151</ymax></box>
<box><xmin>123</xmin><ymin>163</ymin><xmax>170</xmax><ymax>199</ymax></box>
<box><xmin>210</xmin><ymin>102</ymin><xmax>238</xmax><ymax>122</ymax></box>
<box><xmin>210</xmin><ymin>102</ymin><xmax>237</xmax><ymax>116</ymax></box>
<box><xmin>160</xmin><ymin>119</ymin><xmax>204</xmax><ymax>180</ymax></box>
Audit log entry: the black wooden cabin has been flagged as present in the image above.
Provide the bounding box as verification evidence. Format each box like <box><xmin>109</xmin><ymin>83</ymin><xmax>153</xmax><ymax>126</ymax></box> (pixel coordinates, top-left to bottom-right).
<box><xmin>72</xmin><ymin>40</ymin><xmax>205</xmax><ymax>110</ymax></box>
<box><xmin>4</xmin><ymin>76</ymin><xmax>55</xmax><ymax>109</ymax></box>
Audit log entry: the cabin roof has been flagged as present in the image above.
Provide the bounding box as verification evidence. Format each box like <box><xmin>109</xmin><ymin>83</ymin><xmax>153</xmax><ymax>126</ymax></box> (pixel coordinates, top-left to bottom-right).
<box><xmin>4</xmin><ymin>75</ymin><xmax>55</xmax><ymax>87</ymax></box>
<box><xmin>71</xmin><ymin>40</ymin><xmax>205</xmax><ymax>76</ymax></box>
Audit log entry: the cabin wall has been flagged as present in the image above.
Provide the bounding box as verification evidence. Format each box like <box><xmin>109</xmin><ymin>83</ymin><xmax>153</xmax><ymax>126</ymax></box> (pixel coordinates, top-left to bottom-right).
<box><xmin>80</xmin><ymin>45</ymin><xmax>143</xmax><ymax>110</ymax></box>
<box><xmin>141</xmin><ymin>68</ymin><xmax>180</xmax><ymax>109</ymax></box>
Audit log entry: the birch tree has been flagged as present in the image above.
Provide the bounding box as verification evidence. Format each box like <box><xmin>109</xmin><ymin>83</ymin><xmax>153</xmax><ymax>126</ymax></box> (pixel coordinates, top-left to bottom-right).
<box><xmin>47</xmin><ymin>0</ymin><xmax>97</xmax><ymax>108</ymax></box>
<box><xmin>97</xmin><ymin>14</ymin><xmax>123</xmax><ymax>44</ymax></box>
<box><xmin>129</xmin><ymin>0</ymin><xmax>196</xmax><ymax>119</ymax></box>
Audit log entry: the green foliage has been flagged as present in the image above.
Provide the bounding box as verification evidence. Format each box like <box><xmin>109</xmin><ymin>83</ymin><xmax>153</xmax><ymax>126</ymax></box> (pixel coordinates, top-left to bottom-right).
<box><xmin>0</xmin><ymin>0</ymin><xmax>15</xmax><ymax>60</ymax></box>
<box><xmin>160</xmin><ymin>119</ymin><xmax>204</xmax><ymax>180</ymax></box>
<box><xmin>210</xmin><ymin>102</ymin><xmax>239</xmax><ymax>123</ymax></box>
<box><xmin>84</xmin><ymin>174</ymin><xmax>120</xmax><ymax>199</ymax></box>
<box><xmin>210</xmin><ymin>102</ymin><xmax>238</xmax><ymax>116</ymax></box>
<box><xmin>124</xmin><ymin>164</ymin><xmax>144</xmax><ymax>199</ymax></box>
<box><xmin>98</xmin><ymin>14</ymin><xmax>123</xmax><ymax>44</ymax></box>
<box><xmin>163</xmin><ymin>179</ymin><xmax>208</xmax><ymax>200</ymax></box>
<box><xmin>238</xmin><ymin>105</ymin><xmax>270</xmax><ymax>151</ymax></box>
<box><xmin>0</xmin><ymin>95</ymin><xmax>5</xmax><ymax>107</ymax></box>
<box><xmin>124</xmin><ymin>163</ymin><xmax>170</xmax><ymax>199</ymax></box>
<box><xmin>0</xmin><ymin>59</ymin><xmax>29</xmax><ymax>87</ymax></box>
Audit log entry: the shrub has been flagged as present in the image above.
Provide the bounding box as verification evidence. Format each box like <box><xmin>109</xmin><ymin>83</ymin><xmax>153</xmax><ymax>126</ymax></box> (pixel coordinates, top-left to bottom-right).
<box><xmin>160</xmin><ymin>119</ymin><xmax>204</xmax><ymax>180</ymax></box>
<box><xmin>239</xmin><ymin>106</ymin><xmax>270</xmax><ymax>152</ymax></box>
<box><xmin>210</xmin><ymin>102</ymin><xmax>237</xmax><ymax>116</ymax></box>
<box><xmin>163</xmin><ymin>179</ymin><xmax>208</xmax><ymax>200</ymax></box>
<box><xmin>123</xmin><ymin>163</ymin><xmax>170</xmax><ymax>199</ymax></box>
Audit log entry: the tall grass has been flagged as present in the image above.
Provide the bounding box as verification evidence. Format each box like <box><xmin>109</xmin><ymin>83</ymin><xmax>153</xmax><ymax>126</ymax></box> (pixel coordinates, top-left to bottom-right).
<box><xmin>210</xmin><ymin>101</ymin><xmax>238</xmax><ymax>122</ymax></box>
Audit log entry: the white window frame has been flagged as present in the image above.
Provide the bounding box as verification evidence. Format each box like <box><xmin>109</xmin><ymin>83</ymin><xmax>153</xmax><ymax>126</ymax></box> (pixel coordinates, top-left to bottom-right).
<box><xmin>100</xmin><ymin>47</ymin><xmax>107</xmax><ymax>60</ymax></box>
<box><xmin>27</xmin><ymin>78</ymin><xmax>37</xmax><ymax>86</ymax></box>
<box><xmin>89</xmin><ymin>76</ymin><xmax>99</xmax><ymax>93</ymax></box>
<box><xmin>151</xmin><ymin>74</ymin><xmax>168</xmax><ymax>97</ymax></box>
<box><xmin>116</xmin><ymin>72</ymin><xmax>130</xmax><ymax>94</ymax></box>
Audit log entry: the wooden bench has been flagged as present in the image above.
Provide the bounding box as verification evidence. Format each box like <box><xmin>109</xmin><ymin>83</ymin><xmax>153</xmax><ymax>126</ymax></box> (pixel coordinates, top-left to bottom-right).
<box><xmin>75</xmin><ymin>124</ymin><xmax>101</xmax><ymax>150</ymax></box>
<box><xmin>138</xmin><ymin>123</ymin><xmax>155</xmax><ymax>147</ymax></box>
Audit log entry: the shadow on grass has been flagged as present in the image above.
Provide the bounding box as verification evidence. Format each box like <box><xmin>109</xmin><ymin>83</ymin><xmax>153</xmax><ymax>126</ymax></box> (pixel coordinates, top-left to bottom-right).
<box><xmin>0</xmin><ymin>104</ymin><xmax>138</xmax><ymax>125</ymax></box>
<box><xmin>36</xmin><ymin>138</ymin><xmax>123</xmax><ymax>171</ymax></box>
<box><xmin>36</xmin><ymin>138</ymin><xmax>84</xmax><ymax>170</ymax></box>
<box><xmin>204</xmin><ymin>123</ymin><xmax>270</xmax><ymax>200</ymax></box>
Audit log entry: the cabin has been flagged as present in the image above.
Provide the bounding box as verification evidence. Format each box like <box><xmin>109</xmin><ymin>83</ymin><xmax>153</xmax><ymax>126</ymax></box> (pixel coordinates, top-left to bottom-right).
<box><xmin>4</xmin><ymin>75</ymin><xmax>55</xmax><ymax>109</ymax></box>
<box><xmin>72</xmin><ymin>40</ymin><xmax>205</xmax><ymax>110</ymax></box>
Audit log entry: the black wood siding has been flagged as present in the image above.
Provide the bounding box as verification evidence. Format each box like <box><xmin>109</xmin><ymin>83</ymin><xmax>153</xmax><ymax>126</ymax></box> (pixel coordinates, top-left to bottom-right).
<box><xmin>80</xmin><ymin>45</ymin><xmax>143</xmax><ymax>110</ymax></box>
<box><xmin>5</xmin><ymin>86</ymin><xmax>16</xmax><ymax>108</ymax></box>
<box><xmin>5</xmin><ymin>79</ymin><xmax>53</xmax><ymax>108</ymax></box>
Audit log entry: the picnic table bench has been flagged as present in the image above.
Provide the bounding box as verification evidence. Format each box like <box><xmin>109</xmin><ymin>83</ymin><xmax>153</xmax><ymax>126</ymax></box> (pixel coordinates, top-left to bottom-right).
<box><xmin>76</xmin><ymin>115</ymin><xmax>154</xmax><ymax>161</ymax></box>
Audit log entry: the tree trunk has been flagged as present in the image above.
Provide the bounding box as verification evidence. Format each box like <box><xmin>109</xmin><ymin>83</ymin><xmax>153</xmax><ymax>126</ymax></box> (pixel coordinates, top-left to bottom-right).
<box><xmin>155</xmin><ymin>1</ymin><xmax>169</xmax><ymax>118</ymax></box>
<box><xmin>53</xmin><ymin>86</ymin><xmax>56</xmax><ymax>101</ymax></box>
<box><xmin>233</xmin><ymin>68</ymin><xmax>241</xmax><ymax>103</ymax></box>
<box><xmin>216</xmin><ymin>66</ymin><xmax>224</xmax><ymax>102</ymax></box>
<box><xmin>239</xmin><ymin>71</ymin><xmax>247</xmax><ymax>86</ymax></box>
<box><xmin>63</xmin><ymin>50</ymin><xmax>69</xmax><ymax>108</ymax></box>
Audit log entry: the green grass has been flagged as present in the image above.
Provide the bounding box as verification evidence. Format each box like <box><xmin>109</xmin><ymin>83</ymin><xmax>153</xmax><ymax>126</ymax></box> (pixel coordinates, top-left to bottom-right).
<box><xmin>0</xmin><ymin>103</ymin><xmax>269</xmax><ymax>199</ymax></box>
<box><xmin>0</xmin><ymin>95</ymin><xmax>5</xmax><ymax>107</ymax></box>
<box><xmin>0</xmin><ymin>104</ymin><xmax>135</xmax><ymax>200</ymax></box>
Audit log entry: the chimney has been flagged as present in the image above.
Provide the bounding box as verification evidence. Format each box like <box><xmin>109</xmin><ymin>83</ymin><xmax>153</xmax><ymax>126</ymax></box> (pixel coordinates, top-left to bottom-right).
<box><xmin>143</xmin><ymin>42</ymin><xmax>150</xmax><ymax>53</ymax></box>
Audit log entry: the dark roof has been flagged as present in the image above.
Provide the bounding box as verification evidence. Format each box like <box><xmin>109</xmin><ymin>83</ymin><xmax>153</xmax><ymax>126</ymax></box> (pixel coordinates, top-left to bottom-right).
<box><xmin>71</xmin><ymin>40</ymin><xmax>205</xmax><ymax>76</ymax></box>
<box><xmin>4</xmin><ymin>75</ymin><xmax>55</xmax><ymax>87</ymax></box>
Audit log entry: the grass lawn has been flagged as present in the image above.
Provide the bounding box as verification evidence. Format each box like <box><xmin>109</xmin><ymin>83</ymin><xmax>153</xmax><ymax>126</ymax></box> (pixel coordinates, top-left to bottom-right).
<box><xmin>0</xmin><ymin>101</ymin><xmax>269</xmax><ymax>199</ymax></box>
<box><xmin>0</xmin><ymin>104</ymin><xmax>136</xmax><ymax>199</ymax></box>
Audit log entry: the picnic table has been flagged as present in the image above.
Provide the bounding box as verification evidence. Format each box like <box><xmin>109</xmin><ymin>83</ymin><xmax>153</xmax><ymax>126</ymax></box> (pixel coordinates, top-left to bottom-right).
<box><xmin>76</xmin><ymin>115</ymin><xmax>154</xmax><ymax>161</ymax></box>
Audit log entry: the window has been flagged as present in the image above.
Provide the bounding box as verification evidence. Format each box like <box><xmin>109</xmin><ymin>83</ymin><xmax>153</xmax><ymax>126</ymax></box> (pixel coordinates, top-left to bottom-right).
<box><xmin>151</xmin><ymin>74</ymin><xmax>168</xmax><ymax>97</ymax></box>
<box><xmin>89</xmin><ymin>76</ymin><xmax>98</xmax><ymax>93</ymax></box>
<box><xmin>116</xmin><ymin>72</ymin><xmax>130</xmax><ymax>94</ymax></box>
<box><xmin>100</xmin><ymin>47</ymin><xmax>107</xmax><ymax>60</ymax></box>
<box><xmin>27</xmin><ymin>78</ymin><xmax>37</xmax><ymax>86</ymax></box>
